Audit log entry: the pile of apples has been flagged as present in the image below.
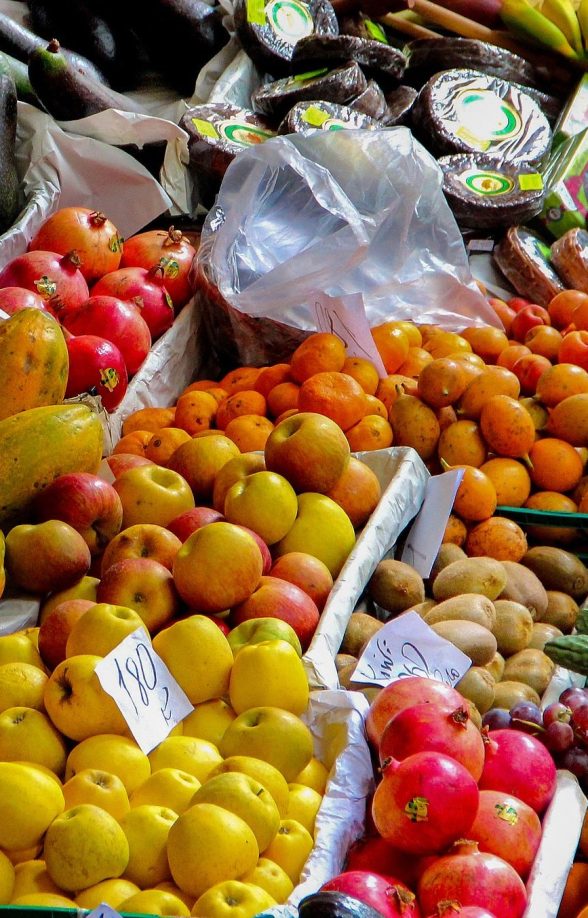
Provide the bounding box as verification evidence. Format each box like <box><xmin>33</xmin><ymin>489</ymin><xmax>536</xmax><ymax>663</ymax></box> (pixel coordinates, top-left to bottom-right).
<box><xmin>0</xmin><ymin>609</ymin><xmax>327</xmax><ymax>916</ymax></box>
<box><xmin>311</xmin><ymin>674</ymin><xmax>558</xmax><ymax>918</ymax></box>
<box><xmin>0</xmin><ymin>207</ymin><xmax>198</xmax><ymax>411</ymax></box>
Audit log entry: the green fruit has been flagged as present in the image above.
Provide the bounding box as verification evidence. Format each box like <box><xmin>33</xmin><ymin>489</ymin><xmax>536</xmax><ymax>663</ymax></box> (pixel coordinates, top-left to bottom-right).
<box><xmin>544</xmin><ymin>634</ymin><xmax>588</xmax><ymax>675</ymax></box>
<box><xmin>227</xmin><ymin>618</ymin><xmax>302</xmax><ymax>658</ymax></box>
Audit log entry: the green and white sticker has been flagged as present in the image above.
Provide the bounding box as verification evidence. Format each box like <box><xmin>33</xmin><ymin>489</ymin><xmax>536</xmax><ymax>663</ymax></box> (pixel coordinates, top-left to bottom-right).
<box><xmin>217</xmin><ymin>119</ymin><xmax>275</xmax><ymax>146</ymax></box>
<box><xmin>460</xmin><ymin>168</ymin><xmax>515</xmax><ymax>197</ymax></box>
<box><xmin>452</xmin><ymin>88</ymin><xmax>522</xmax><ymax>151</ymax></box>
<box><xmin>266</xmin><ymin>0</ymin><xmax>313</xmax><ymax>41</ymax></box>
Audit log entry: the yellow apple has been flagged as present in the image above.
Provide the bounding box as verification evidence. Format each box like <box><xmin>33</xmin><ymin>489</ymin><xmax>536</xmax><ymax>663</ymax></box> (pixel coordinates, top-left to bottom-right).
<box><xmin>208</xmin><ymin>757</ymin><xmax>290</xmax><ymax>819</ymax></box>
<box><xmin>212</xmin><ymin>453</ymin><xmax>266</xmax><ymax>512</ymax></box>
<box><xmin>43</xmin><ymin>803</ymin><xmax>129</xmax><ymax>891</ymax></box>
<box><xmin>241</xmin><ymin>858</ymin><xmax>293</xmax><ymax>904</ymax></box>
<box><xmin>293</xmin><ymin>758</ymin><xmax>329</xmax><ymax>795</ymax></box>
<box><xmin>148</xmin><ymin>736</ymin><xmax>222</xmax><ymax>783</ymax></box>
<box><xmin>11</xmin><ymin>892</ymin><xmax>77</xmax><ymax>907</ymax></box>
<box><xmin>118</xmin><ymin>888</ymin><xmax>190</xmax><ymax>916</ymax></box>
<box><xmin>153</xmin><ymin>880</ymin><xmax>194</xmax><ymax>910</ymax></box>
<box><xmin>167</xmin><ymin>803</ymin><xmax>259</xmax><ymax>898</ymax></box>
<box><xmin>191</xmin><ymin>880</ymin><xmax>275</xmax><ymax>917</ymax></box>
<box><xmin>191</xmin><ymin>772</ymin><xmax>280</xmax><ymax>853</ymax></box>
<box><xmin>43</xmin><ymin>654</ymin><xmax>128</xmax><ymax>742</ymax></box>
<box><xmin>263</xmin><ymin>818</ymin><xmax>313</xmax><ymax>884</ymax></box>
<box><xmin>219</xmin><ymin>707</ymin><xmax>313</xmax><ymax>782</ymax></box>
<box><xmin>66</xmin><ymin>734</ymin><xmax>150</xmax><ymax>795</ymax></box>
<box><xmin>181</xmin><ymin>699</ymin><xmax>236</xmax><ymax>748</ymax></box>
<box><xmin>0</xmin><ymin>762</ymin><xmax>64</xmax><ymax>850</ymax></box>
<box><xmin>0</xmin><ymin>662</ymin><xmax>48</xmax><ymax>713</ymax></box>
<box><xmin>168</xmin><ymin>434</ymin><xmax>240</xmax><ymax>503</ymax></box>
<box><xmin>129</xmin><ymin>768</ymin><xmax>200</xmax><ymax>814</ymax></box>
<box><xmin>274</xmin><ymin>492</ymin><xmax>356</xmax><ymax>577</ymax></box>
<box><xmin>61</xmin><ymin>769</ymin><xmax>130</xmax><ymax>821</ymax></box>
<box><xmin>223</xmin><ymin>471</ymin><xmax>297</xmax><ymax>545</ymax></box>
<box><xmin>39</xmin><ymin>575</ymin><xmax>100</xmax><ymax>623</ymax></box>
<box><xmin>264</xmin><ymin>412</ymin><xmax>350</xmax><ymax>494</ymax></box>
<box><xmin>152</xmin><ymin>615</ymin><xmax>233</xmax><ymax>706</ymax></box>
<box><xmin>287</xmin><ymin>783</ymin><xmax>322</xmax><ymax>835</ymax></box>
<box><xmin>120</xmin><ymin>804</ymin><xmax>177</xmax><ymax>888</ymax></box>
<box><xmin>0</xmin><ymin>850</ymin><xmax>13</xmax><ymax>904</ymax></box>
<box><xmin>113</xmin><ymin>465</ymin><xmax>195</xmax><ymax>528</ymax></box>
<box><xmin>65</xmin><ymin>603</ymin><xmax>146</xmax><ymax>658</ymax></box>
<box><xmin>0</xmin><ymin>633</ymin><xmax>45</xmax><ymax>669</ymax></box>
<box><xmin>227</xmin><ymin>618</ymin><xmax>302</xmax><ymax>658</ymax></box>
<box><xmin>229</xmin><ymin>640</ymin><xmax>309</xmax><ymax>716</ymax></box>
<box><xmin>12</xmin><ymin>859</ymin><xmax>63</xmax><ymax>900</ymax></box>
<box><xmin>75</xmin><ymin>877</ymin><xmax>140</xmax><ymax>909</ymax></box>
<box><xmin>0</xmin><ymin>706</ymin><xmax>67</xmax><ymax>775</ymax></box>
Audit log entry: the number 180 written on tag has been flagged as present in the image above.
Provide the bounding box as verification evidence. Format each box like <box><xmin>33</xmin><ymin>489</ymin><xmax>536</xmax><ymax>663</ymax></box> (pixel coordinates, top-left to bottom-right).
<box><xmin>95</xmin><ymin>628</ymin><xmax>193</xmax><ymax>754</ymax></box>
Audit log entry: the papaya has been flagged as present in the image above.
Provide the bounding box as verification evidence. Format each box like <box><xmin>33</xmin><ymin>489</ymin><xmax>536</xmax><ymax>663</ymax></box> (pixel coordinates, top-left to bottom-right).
<box><xmin>0</xmin><ymin>308</ymin><xmax>68</xmax><ymax>420</ymax></box>
<box><xmin>0</xmin><ymin>404</ymin><xmax>103</xmax><ymax>526</ymax></box>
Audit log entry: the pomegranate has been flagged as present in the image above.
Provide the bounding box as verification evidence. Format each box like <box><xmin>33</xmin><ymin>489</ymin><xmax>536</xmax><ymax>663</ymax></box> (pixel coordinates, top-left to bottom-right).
<box><xmin>417</xmin><ymin>840</ymin><xmax>527</xmax><ymax>918</ymax></box>
<box><xmin>28</xmin><ymin>207</ymin><xmax>123</xmax><ymax>282</ymax></box>
<box><xmin>425</xmin><ymin>905</ymin><xmax>497</xmax><ymax>917</ymax></box>
<box><xmin>65</xmin><ymin>332</ymin><xmax>128</xmax><ymax>412</ymax></box>
<box><xmin>345</xmin><ymin>835</ymin><xmax>422</xmax><ymax>888</ymax></box>
<box><xmin>0</xmin><ymin>287</ymin><xmax>47</xmax><ymax>314</ymax></box>
<box><xmin>366</xmin><ymin>677</ymin><xmax>464</xmax><ymax>748</ymax></box>
<box><xmin>467</xmin><ymin>790</ymin><xmax>541</xmax><ymax>879</ymax></box>
<box><xmin>479</xmin><ymin>729</ymin><xmax>557</xmax><ymax>814</ymax></box>
<box><xmin>120</xmin><ymin>225</ymin><xmax>198</xmax><ymax>307</ymax></box>
<box><xmin>0</xmin><ymin>250</ymin><xmax>89</xmax><ymax>311</ymax></box>
<box><xmin>61</xmin><ymin>295</ymin><xmax>151</xmax><ymax>376</ymax></box>
<box><xmin>91</xmin><ymin>265</ymin><xmax>174</xmax><ymax>340</ymax></box>
<box><xmin>379</xmin><ymin>703</ymin><xmax>485</xmax><ymax>781</ymax></box>
<box><xmin>371</xmin><ymin>753</ymin><xmax>479</xmax><ymax>856</ymax></box>
<box><xmin>321</xmin><ymin>870</ymin><xmax>420</xmax><ymax>918</ymax></box>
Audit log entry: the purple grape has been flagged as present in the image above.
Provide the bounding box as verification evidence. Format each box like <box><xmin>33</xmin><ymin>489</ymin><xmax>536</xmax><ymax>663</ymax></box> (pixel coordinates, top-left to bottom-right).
<box><xmin>560</xmin><ymin>687</ymin><xmax>588</xmax><ymax>711</ymax></box>
<box><xmin>543</xmin><ymin>701</ymin><xmax>572</xmax><ymax>727</ymax></box>
<box><xmin>509</xmin><ymin>701</ymin><xmax>544</xmax><ymax>736</ymax></box>
<box><xmin>562</xmin><ymin>746</ymin><xmax>588</xmax><ymax>785</ymax></box>
<box><xmin>482</xmin><ymin>708</ymin><xmax>512</xmax><ymax>731</ymax></box>
<box><xmin>543</xmin><ymin>721</ymin><xmax>575</xmax><ymax>754</ymax></box>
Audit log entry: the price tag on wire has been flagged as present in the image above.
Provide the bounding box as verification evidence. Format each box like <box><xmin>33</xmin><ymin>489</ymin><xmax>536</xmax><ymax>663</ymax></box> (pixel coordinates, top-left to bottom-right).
<box><xmin>96</xmin><ymin>627</ymin><xmax>193</xmax><ymax>753</ymax></box>
<box><xmin>310</xmin><ymin>292</ymin><xmax>387</xmax><ymax>377</ymax></box>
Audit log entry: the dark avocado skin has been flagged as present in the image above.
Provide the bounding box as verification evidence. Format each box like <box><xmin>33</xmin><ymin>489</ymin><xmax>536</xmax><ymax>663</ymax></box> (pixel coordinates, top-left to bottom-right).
<box><xmin>0</xmin><ymin>50</ymin><xmax>41</xmax><ymax>105</ymax></box>
<box><xmin>27</xmin><ymin>40</ymin><xmax>147</xmax><ymax>120</ymax></box>
<box><xmin>0</xmin><ymin>73</ymin><xmax>21</xmax><ymax>235</ymax></box>
<box><xmin>297</xmin><ymin>891</ymin><xmax>387</xmax><ymax>917</ymax></box>
<box><xmin>0</xmin><ymin>11</ymin><xmax>108</xmax><ymax>84</ymax></box>
<box><xmin>132</xmin><ymin>0</ymin><xmax>229</xmax><ymax>96</ymax></box>
<box><xmin>27</xmin><ymin>0</ymin><xmax>146</xmax><ymax>89</ymax></box>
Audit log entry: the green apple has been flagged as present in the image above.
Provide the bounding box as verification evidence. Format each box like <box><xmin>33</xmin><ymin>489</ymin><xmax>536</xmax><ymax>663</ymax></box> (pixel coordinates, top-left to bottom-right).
<box><xmin>274</xmin><ymin>492</ymin><xmax>356</xmax><ymax>577</ymax></box>
<box><xmin>219</xmin><ymin>706</ymin><xmax>314</xmax><ymax>782</ymax></box>
<box><xmin>223</xmin><ymin>471</ymin><xmax>298</xmax><ymax>545</ymax></box>
<box><xmin>227</xmin><ymin>618</ymin><xmax>302</xmax><ymax>658</ymax></box>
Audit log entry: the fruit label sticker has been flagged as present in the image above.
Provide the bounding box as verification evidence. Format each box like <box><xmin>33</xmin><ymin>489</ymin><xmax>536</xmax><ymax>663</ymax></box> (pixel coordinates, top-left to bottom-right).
<box><xmin>160</xmin><ymin>256</ymin><xmax>180</xmax><ymax>278</ymax></box>
<box><xmin>99</xmin><ymin>368</ymin><xmax>120</xmax><ymax>392</ymax></box>
<box><xmin>192</xmin><ymin>118</ymin><xmax>220</xmax><ymax>140</ymax></box>
<box><xmin>302</xmin><ymin>105</ymin><xmax>330</xmax><ymax>126</ymax></box>
<box><xmin>518</xmin><ymin>173</ymin><xmax>543</xmax><ymax>191</ymax></box>
<box><xmin>33</xmin><ymin>275</ymin><xmax>57</xmax><ymax>299</ymax></box>
<box><xmin>353</xmin><ymin>610</ymin><xmax>472</xmax><ymax>688</ymax></box>
<box><xmin>217</xmin><ymin>120</ymin><xmax>275</xmax><ymax>147</ymax></box>
<box><xmin>108</xmin><ymin>235</ymin><xmax>124</xmax><ymax>253</ymax></box>
<box><xmin>495</xmin><ymin>803</ymin><xmax>519</xmax><ymax>825</ymax></box>
<box><xmin>247</xmin><ymin>0</ymin><xmax>267</xmax><ymax>25</ymax></box>
<box><xmin>405</xmin><ymin>796</ymin><xmax>429</xmax><ymax>822</ymax></box>
<box><xmin>460</xmin><ymin>169</ymin><xmax>515</xmax><ymax>197</ymax></box>
<box><xmin>452</xmin><ymin>89</ymin><xmax>522</xmax><ymax>152</ymax></box>
<box><xmin>96</xmin><ymin>627</ymin><xmax>193</xmax><ymax>753</ymax></box>
<box><xmin>401</xmin><ymin>468</ymin><xmax>465</xmax><ymax>577</ymax></box>
<box><xmin>310</xmin><ymin>292</ymin><xmax>387</xmax><ymax>377</ymax></box>
<box><xmin>266</xmin><ymin>0</ymin><xmax>314</xmax><ymax>42</ymax></box>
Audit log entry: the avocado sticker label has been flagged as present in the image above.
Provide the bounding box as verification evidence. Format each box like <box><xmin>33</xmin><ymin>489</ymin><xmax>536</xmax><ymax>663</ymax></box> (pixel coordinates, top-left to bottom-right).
<box><xmin>495</xmin><ymin>803</ymin><xmax>519</xmax><ymax>825</ymax></box>
<box><xmin>518</xmin><ymin>173</ymin><xmax>544</xmax><ymax>191</ymax></box>
<box><xmin>99</xmin><ymin>368</ymin><xmax>120</xmax><ymax>392</ymax></box>
<box><xmin>217</xmin><ymin>120</ymin><xmax>275</xmax><ymax>147</ymax></box>
<box><xmin>160</xmin><ymin>257</ymin><xmax>180</xmax><ymax>279</ymax></box>
<box><xmin>452</xmin><ymin>88</ymin><xmax>522</xmax><ymax>152</ymax></box>
<box><xmin>364</xmin><ymin>18</ymin><xmax>389</xmax><ymax>43</ymax></box>
<box><xmin>34</xmin><ymin>275</ymin><xmax>57</xmax><ymax>299</ymax></box>
<box><xmin>460</xmin><ymin>168</ymin><xmax>515</xmax><ymax>197</ymax></box>
<box><xmin>247</xmin><ymin>0</ymin><xmax>267</xmax><ymax>26</ymax></box>
<box><xmin>266</xmin><ymin>0</ymin><xmax>314</xmax><ymax>41</ymax></box>
<box><xmin>192</xmin><ymin>117</ymin><xmax>220</xmax><ymax>140</ymax></box>
<box><xmin>405</xmin><ymin>796</ymin><xmax>429</xmax><ymax>822</ymax></box>
<box><xmin>95</xmin><ymin>627</ymin><xmax>194</xmax><ymax>754</ymax></box>
<box><xmin>108</xmin><ymin>235</ymin><xmax>124</xmax><ymax>254</ymax></box>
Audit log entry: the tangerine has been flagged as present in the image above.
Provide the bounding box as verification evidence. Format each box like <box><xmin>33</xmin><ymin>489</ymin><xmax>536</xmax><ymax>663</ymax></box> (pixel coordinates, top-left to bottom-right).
<box><xmin>145</xmin><ymin>428</ymin><xmax>192</xmax><ymax>466</ymax></box>
<box><xmin>479</xmin><ymin>396</ymin><xmax>536</xmax><ymax>458</ymax></box>
<box><xmin>254</xmin><ymin>364</ymin><xmax>292</xmax><ymax>397</ymax></box>
<box><xmin>363</xmin><ymin>395</ymin><xmax>388</xmax><ymax>418</ymax></box>
<box><xmin>397</xmin><ymin>347</ymin><xmax>433</xmax><ymax>378</ymax></box>
<box><xmin>224</xmin><ymin>415</ymin><xmax>274</xmax><ymax>452</ymax></box>
<box><xmin>266</xmin><ymin>383</ymin><xmax>300</xmax><ymax>418</ymax></box>
<box><xmin>215</xmin><ymin>390</ymin><xmax>267</xmax><ymax>430</ymax></box>
<box><xmin>289</xmin><ymin>333</ymin><xmax>346</xmax><ymax>383</ymax></box>
<box><xmin>387</xmin><ymin>321</ymin><xmax>422</xmax><ymax>347</ymax></box>
<box><xmin>341</xmin><ymin>357</ymin><xmax>380</xmax><ymax>395</ymax></box>
<box><xmin>298</xmin><ymin>372</ymin><xmax>366</xmax><ymax>431</ymax></box>
<box><xmin>375</xmin><ymin>375</ymin><xmax>418</xmax><ymax>413</ymax></box>
<box><xmin>345</xmin><ymin>415</ymin><xmax>393</xmax><ymax>451</ymax></box>
<box><xmin>219</xmin><ymin>367</ymin><xmax>260</xmax><ymax>395</ymax></box>
<box><xmin>466</xmin><ymin>516</ymin><xmax>527</xmax><ymax>561</ymax></box>
<box><xmin>325</xmin><ymin>456</ymin><xmax>382</xmax><ymax>528</ymax></box>
<box><xmin>112</xmin><ymin>430</ymin><xmax>152</xmax><ymax>457</ymax></box>
<box><xmin>122</xmin><ymin>407</ymin><xmax>175</xmax><ymax>436</ymax></box>
<box><xmin>461</xmin><ymin>325</ymin><xmax>509</xmax><ymax>363</ymax></box>
<box><xmin>436</xmin><ymin>406</ymin><xmax>458</xmax><ymax>431</ymax></box>
<box><xmin>524</xmin><ymin>325</ymin><xmax>562</xmax><ymax>361</ymax></box>
<box><xmin>424</xmin><ymin>331</ymin><xmax>472</xmax><ymax>359</ymax></box>
<box><xmin>174</xmin><ymin>391</ymin><xmax>218</xmax><ymax>436</ymax></box>
<box><xmin>450</xmin><ymin>352</ymin><xmax>486</xmax><ymax>385</ymax></box>
<box><xmin>371</xmin><ymin>324</ymin><xmax>410</xmax><ymax>373</ymax></box>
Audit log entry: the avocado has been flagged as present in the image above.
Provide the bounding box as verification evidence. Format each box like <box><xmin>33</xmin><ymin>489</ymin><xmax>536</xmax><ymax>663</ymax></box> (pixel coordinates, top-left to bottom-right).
<box><xmin>0</xmin><ymin>73</ymin><xmax>21</xmax><ymax>235</ymax></box>
<box><xmin>0</xmin><ymin>51</ymin><xmax>41</xmax><ymax>106</ymax></box>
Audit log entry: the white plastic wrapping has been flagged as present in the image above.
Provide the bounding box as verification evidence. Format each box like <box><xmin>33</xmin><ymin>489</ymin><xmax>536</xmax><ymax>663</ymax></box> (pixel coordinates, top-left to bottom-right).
<box><xmin>303</xmin><ymin>447</ymin><xmax>429</xmax><ymax>690</ymax></box>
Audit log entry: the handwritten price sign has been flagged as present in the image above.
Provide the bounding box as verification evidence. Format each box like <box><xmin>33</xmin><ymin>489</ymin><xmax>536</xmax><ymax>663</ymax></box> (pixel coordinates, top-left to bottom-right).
<box><xmin>95</xmin><ymin>628</ymin><xmax>193</xmax><ymax>753</ymax></box>
<box><xmin>353</xmin><ymin>610</ymin><xmax>471</xmax><ymax>688</ymax></box>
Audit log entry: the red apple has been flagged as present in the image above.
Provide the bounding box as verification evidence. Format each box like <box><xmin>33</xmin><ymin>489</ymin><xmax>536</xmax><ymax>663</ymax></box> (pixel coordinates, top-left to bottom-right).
<box><xmin>270</xmin><ymin>552</ymin><xmax>333</xmax><ymax>611</ymax></box>
<box><xmin>96</xmin><ymin>556</ymin><xmax>181</xmax><ymax>633</ymax></box>
<box><xmin>61</xmin><ymin>295</ymin><xmax>152</xmax><ymax>375</ymax></box>
<box><xmin>508</xmin><ymin>296</ymin><xmax>533</xmax><ymax>313</ymax></box>
<box><xmin>231</xmin><ymin>575</ymin><xmax>320</xmax><ymax>650</ymax></box>
<box><xmin>512</xmin><ymin>353</ymin><xmax>552</xmax><ymax>395</ymax></box>
<box><xmin>65</xmin><ymin>332</ymin><xmax>128</xmax><ymax>411</ymax></box>
<box><xmin>345</xmin><ymin>836</ymin><xmax>421</xmax><ymax>889</ymax></box>
<box><xmin>167</xmin><ymin>507</ymin><xmax>225</xmax><ymax>542</ymax></box>
<box><xmin>321</xmin><ymin>871</ymin><xmax>419</xmax><ymax>918</ymax></box>
<box><xmin>203</xmin><ymin>614</ymin><xmax>231</xmax><ymax>635</ymax></box>
<box><xmin>510</xmin><ymin>304</ymin><xmax>551</xmax><ymax>342</ymax></box>
<box><xmin>235</xmin><ymin>525</ymin><xmax>272</xmax><ymax>575</ymax></box>
<box><xmin>0</xmin><ymin>287</ymin><xmax>48</xmax><ymax>314</ymax></box>
<box><xmin>33</xmin><ymin>472</ymin><xmax>123</xmax><ymax>555</ymax></box>
<box><xmin>38</xmin><ymin>599</ymin><xmax>95</xmax><ymax>670</ymax></box>
<box><xmin>106</xmin><ymin>453</ymin><xmax>155</xmax><ymax>478</ymax></box>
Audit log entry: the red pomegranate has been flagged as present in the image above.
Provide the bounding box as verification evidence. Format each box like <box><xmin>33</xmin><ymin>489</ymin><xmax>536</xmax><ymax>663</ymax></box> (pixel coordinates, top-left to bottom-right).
<box><xmin>91</xmin><ymin>265</ymin><xmax>174</xmax><ymax>340</ymax></box>
<box><xmin>321</xmin><ymin>870</ymin><xmax>420</xmax><ymax>918</ymax></box>
<box><xmin>0</xmin><ymin>287</ymin><xmax>47</xmax><ymax>314</ymax></box>
<box><xmin>28</xmin><ymin>207</ymin><xmax>123</xmax><ymax>281</ymax></box>
<box><xmin>379</xmin><ymin>702</ymin><xmax>485</xmax><ymax>781</ymax></box>
<box><xmin>467</xmin><ymin>790</ymin><xmax>542</xmax><ymax>879</ymax></box>
<box><xmin>424</xmin><ymin>905</ymin><xmax>497</xmax><ymax>917</ymax></box>
<box><xmin>366</xmin><ymin>677</ymin><xmax>464</xmax><ymax>748</ymax></box>
<box><xmin>120</xmin><ymin>225</ymin><xmax>198</xmax><ymax>307</ymax></box>
<box><xmin>479</xmin><ymin>729</ymin><xmax>557</xmax><ymax>814</ymax></box>
<box><xmin>0</xmin><ymin>250</ymin><xmax>89</xmax><ymax>311</ymax></box>
<box><xmin>371</xmin><ymin>752</ymin><xmax>479</xmax><ymax>856</ymax></box>
<box><xmin>417</xmin><ymin>840</ymin><xmax>527</xmax><ymax>918</ymax></box>
<box><xmin>61</xmin><ymin>295</ymin><xmax>151</xmax><ymax>376</ymax></box>
<box><xmin>345</xmin><ymin>835</ymin><xmax>422</xmax><ymax>888</ymax></box>
<box><xmin>65</xmin><ymin>332</ymin><xmax>128</xmax><ymax>412</ymax></box>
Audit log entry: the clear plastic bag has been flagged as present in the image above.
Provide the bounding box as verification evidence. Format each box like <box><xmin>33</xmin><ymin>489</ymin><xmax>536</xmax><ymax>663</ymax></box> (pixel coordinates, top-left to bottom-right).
<box><xmin>195</xmin><ymin>126</ymin><xmax>500</xmax><ymax>368</ymax></box>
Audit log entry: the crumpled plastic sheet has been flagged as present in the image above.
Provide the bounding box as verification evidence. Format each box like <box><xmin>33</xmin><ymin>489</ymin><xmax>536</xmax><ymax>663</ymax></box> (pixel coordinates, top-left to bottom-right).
<box><xmin>0</xmin><ymin>592</ymin><xmax>40</xmax><ymax>635</ymax></box>
<box><xmin>303</xmin><ymin>447</ymin><xmax>429</xmax><ymax>690</ymax></box>
<box><xmin>262</xmin><ymin>689</ymin><xmax>374</xmax><ymax>917</ymax></box>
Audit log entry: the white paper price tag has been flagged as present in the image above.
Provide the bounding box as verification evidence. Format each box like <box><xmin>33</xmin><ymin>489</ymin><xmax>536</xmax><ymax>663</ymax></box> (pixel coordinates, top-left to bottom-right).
<box><xmin>401</xmin><ymin>469</ymin><xmax>465</xmax><ymax>578</ymax></box>
<box><xmin>311</xmin><ymin>292</ymin><xmax>387</xmax><ymax>378</ymax></box>
<box><xmin>95</xmin><ymin>627</ymin><xmax>193</xmax><ymax>753</ymax></box>
<box><xmin>353</xmin><ymin>610</ymin><xmax>471</xmax><ymax>688</ymax></box>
